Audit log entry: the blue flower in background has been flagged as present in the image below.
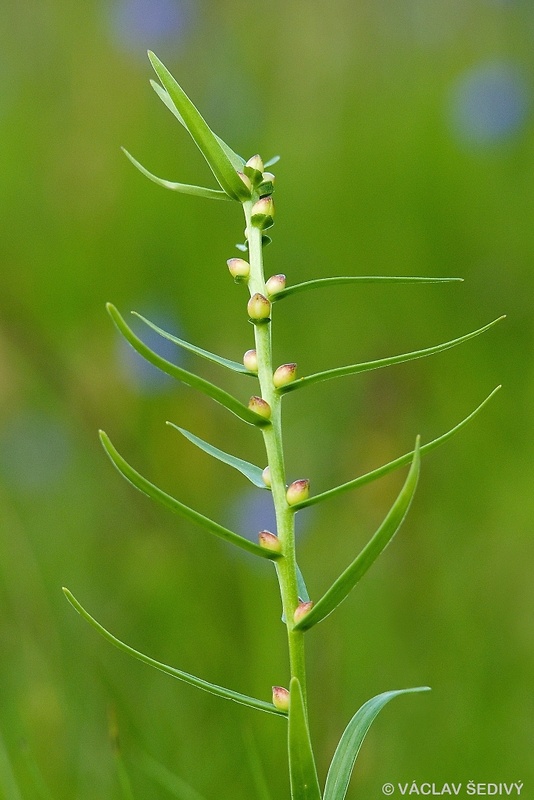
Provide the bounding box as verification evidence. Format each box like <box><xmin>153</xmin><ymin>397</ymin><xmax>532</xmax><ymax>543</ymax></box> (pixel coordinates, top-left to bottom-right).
<box><xmin>117</xmin><ymin>306</ymin><xmax>184</xmax><ymax>394</ymax></box>
<box><xmin>448</xmin><ymin>61</ymin><xmax>529</xmax><ymax>146</ymax></box>
<box><xmin>230</xmin><ymin>488</ymin><xmax>312</xmax><ymax>543</ymax></box>
<box><xmin>108</xmin><ymin>0</ymin><xmax>193</xmax><ymax>52</ymax></box>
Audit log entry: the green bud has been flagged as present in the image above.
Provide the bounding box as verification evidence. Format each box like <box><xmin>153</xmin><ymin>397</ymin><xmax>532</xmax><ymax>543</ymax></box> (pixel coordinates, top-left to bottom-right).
<box><xmin>262</xmin><ymin>466</ymin><xmax>271</xmax><ymax>487</ymax></box>
<box><xmin>265</xmin><ymin>274</ymin><xmax>286</xmax><ymax>297</ymax></box>
<box><xmin>258</xmin><ymin>530</ymin><xmax>282</xmax><ymax>553</ymax></box>
<box><xmin>286</xmin><ymin>479</ymin><xmax>310</xmax><ymax>506</ymax></box>
<box><xmin>247</xmin><ymin>293</ymin><xmax>271</xmax><ymax>322</ymax></box>
<box><xmin>243</xmin><ymin>349</ymin><xmax>258</xmax><ymax>373</ymax></box>
<box><xmin>258</xmin><ymin>171</ymin><xmax>275</xmax><ymax>197</ymax></box>
<box><xmin>273</xmin><ymin>363</ymin><xmax>297</xmax><ymax>388</ymax></box>
<box><xmin>248</xmin><ymin>396</ymin><xmax>271</xmax><ymax>420</ymax></box>
<box><xmin>237</xmin><ymin>171</ymin><xmax>253</xmax><ymax>192</ymax></box>
<box><xmin>293</xmin><ymin>601</ymin><xmax>314</xmax><ymax>624</ymax></box>
<box><xmin>227</xmin><ymin>257</ymin><xmax>250</xmax><ymax>281</ymax></box>
<box><xmin>244</xmin><ymin>154</ymin><xmax>265</xmax><ymax>187</ymax></box>
<box><xmin>272</xmin><ymin>686</ymin><xmax>290</xmax><ymax>712</ymax></box>
<box><xmin>251</xmin><ymin>197</ymin><xmax>275</xmax><ymax>230</ymax></box>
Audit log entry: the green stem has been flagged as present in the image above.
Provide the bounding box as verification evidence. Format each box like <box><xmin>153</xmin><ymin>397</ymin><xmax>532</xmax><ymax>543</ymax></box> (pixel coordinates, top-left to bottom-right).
<box><xmin>243</xmin><ymin>201</ymin><xmax>307</xmax><ymax>704</ymax></box>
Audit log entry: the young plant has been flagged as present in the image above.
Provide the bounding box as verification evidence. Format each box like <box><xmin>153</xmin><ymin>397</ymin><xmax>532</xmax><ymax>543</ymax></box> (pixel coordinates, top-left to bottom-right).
<box><xmin>64</xmin><ymin>52</ymin><xmax>503</xmax><ymax>799</ymax></box>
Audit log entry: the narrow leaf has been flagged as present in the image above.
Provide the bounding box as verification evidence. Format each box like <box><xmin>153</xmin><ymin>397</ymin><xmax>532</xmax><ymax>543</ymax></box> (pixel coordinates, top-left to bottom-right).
<box><xmin>297</xmin><ymin>564</ymin><xmax>310</xmax><ymax>602</ymax></box>
<box><xmin>167</xmin><ymin>423</ymin><xmax>267</xmax><ymax>488</ymax></box>
<box><xmin>100</xmin><ymin>431</ymin><xmax>277</xmax><ymax>560</ymax></box>
<box><xmin>150</xmin><ymin>80</ymin><xmax>246</xmax><ymax>172</ymax></box>
<box><xmin>293</xmin><ymin>387</ymin><xmax>501</xmax><ymax>510</ymax></box>
<box><xmin>280</xmin><ymin>317</ymin><xmax>505</xmax><ymax>394</ymax></box>
<box><xmin>133</xmin><ymin>312</ymin><xmax>252</xmax><ymax>374</ymax></box>
<box><xmin>323</xmin><ymin>687</ymin><xmax>430</xmax><ymax>800</ymax></box>
<box><xmin>63</xmin><ymin>589</ymin><xmax>286</xmax><ymax>716</ymax></box>
<box><xmin>288</xmin><ymin>678</ymin><xmax>322</xmax><ymax>800</ymax></box>
<box><xmin>148</xmin><ymin>52</ymin><xmax>250</xmax><ymax>201</ymax></box>
<box><xmin>295</xmin><ymin>440</ymin><xmax>420</xmax><ymax>631</ymax></box>
<box><xmin>122</xmin><ymin>148</ymin><xmax>231</xmax><ymax>200</ymax></box>
<box><xmin>108</xmin><ymin>304</ymin><xmax>268</xmax><ymax>427</ymax></box>
<box><xmin>264</xmin><ymin>155</ymin><xmax>281</xmax><ymax>168</ymax></box>
<box><xmin>273</xmin><ymin>275</ymin><xmax>463</xmax><ymax>301</ymax></box>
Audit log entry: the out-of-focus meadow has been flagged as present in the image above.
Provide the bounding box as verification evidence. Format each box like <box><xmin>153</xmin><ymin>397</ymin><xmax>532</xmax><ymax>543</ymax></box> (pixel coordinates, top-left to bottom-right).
<box><xmin>0</xmin><ymin>1</ymin><xmax>532</xmax><ymax>797</ymax></box>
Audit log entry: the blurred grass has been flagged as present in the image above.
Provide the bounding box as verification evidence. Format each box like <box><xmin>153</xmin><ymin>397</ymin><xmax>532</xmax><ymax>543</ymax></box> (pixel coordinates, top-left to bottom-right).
<box><xmin>0</xmin><ymin>0</ymin><xmax>532</xmax><ymax>797</ymax></box>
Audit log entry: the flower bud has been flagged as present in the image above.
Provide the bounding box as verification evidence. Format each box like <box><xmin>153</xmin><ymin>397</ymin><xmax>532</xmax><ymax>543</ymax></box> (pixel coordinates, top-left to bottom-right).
<box><xmin>265</xmin><ymin>273</ymin><xmax>286</xmax><ymax>297</ymax></box>
<box><xmin>272</xmin><ymin>686</ymin><xmax>290</xmax><ymax>712</ymax></box>
<box><xmin>246</xmin><ymin>154</ymin><xmax>265</xmax><ymax>173</ymax></box>
<box><xmin>237</xmin><ymin>171</ymin><xmax>253</xmax><ymax>192</ymax></box>
<box><xmin>293</xmin><ymin>601</ymin><xmax>314</xmax><ymax>624</ymax></box>
<box><xmin>247</xmin><ymin>293</ymin><xmax>271</xmax><ymax>322</ymax></box>
<box><xmin>243</xmin><ymin>349</ymin><xmax>258</xmax><ymax>373</ymax></box>
<box><xmin>258</xmin><ymin>172</ymin><xmax>275</xmax><ymax>197</ymax></box>
<box><xmin>244</xmin><ymin>154</ymin><xmax>265</xmax><ymax>187</ymax></box>
<box><xmin>258</xmin><ymin>530</ymin><xmax>281</xmax><ymax>553</ymax></box>
<box><xmin>262</xmin><ymin>466</ymin><xmax>271</xmax><ymax>488</ymax></box>
<box><xmin>286</xmin><ymin>479</ymin><xmax>310</xmax><ymax>506</ymax></box>
<box><xmin>251</xmin><ymin>197</ymin><xmax>275</xmax><ymax>230</ymax></box>
<box><xmin>248</xmin><ymin>396</ymin><xmax>271</xmax><ymax>420</ymax></box>
<box><xmin>227</xmin><ymin>257</ymin><xmax>250</xmax><ymax>282</ymax></box>
<box><xmin>273</xmin><ymin>363</ymin><xmax>297</xmax><ymax>389</ymax></box>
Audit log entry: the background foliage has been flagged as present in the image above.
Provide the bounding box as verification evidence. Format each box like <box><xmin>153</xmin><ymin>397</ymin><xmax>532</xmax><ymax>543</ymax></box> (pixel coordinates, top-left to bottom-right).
<box><xmin>0</xmin><ymin>1</ymin><xmax>532</xmax><ymax>797</ymax></box>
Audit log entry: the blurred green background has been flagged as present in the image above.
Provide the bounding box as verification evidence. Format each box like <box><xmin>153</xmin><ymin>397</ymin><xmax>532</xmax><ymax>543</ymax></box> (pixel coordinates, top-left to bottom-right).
<box><xmin>0</xmin><ymin>1</ymin><xmax>532</xmax><ymax>797</ymax></box>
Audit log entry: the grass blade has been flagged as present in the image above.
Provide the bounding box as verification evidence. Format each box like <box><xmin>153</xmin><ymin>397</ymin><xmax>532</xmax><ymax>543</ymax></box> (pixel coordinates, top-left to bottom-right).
<box><xmin>100</xmin><ymin>431</ymin><xmax>278</xmax><ymax>560</ymax></box>
<box><xmin>140</xmin><ymin>752</ymin><xmax>208</xmax><ymax>800</ymax></box>
<box><xmin>122</xmin><ymin>149</ymin><xmax>230</xmax><ymax>200</ymax></box>
<box><xmin>288</xmin><ymin>678</ymin><xmax>322</xmax><ymax>800</ymax></box>
<box><xmin>150</xmin><ymin>80</ymin><xmax>246</xmax><ymax>172</ymax></box>
<box><xmin>167</xmin><ymin>423</ymin><xmax>267</xmax><ymax>488</ymax></box>
<box><xmin>108</xmin><ymin>304</ymin><xmax>268</xmax><ymax>427</ymax></box>
<box><xmin>323</xmin><ymin>688</ymin><xmax>430</xmax><ymax>800</ymax></box>
<box><xmin>133</xmin><ymin>312</ymin><xmax>251</xmax><ymax>374</ymax></box>
<box><xmin>272</xmin><ymin>275</ymin><xmax>463</xmax><ymax>301</ymax></box>
<box><xmin>295</xmin><ymin>440</ymin><xmax>420</xmax><ymax>631</ymax></box>
<box><xmin>0</xmin><ymin>732</ymin><xmax>23</xmax><ymax>800</ymax></box>
<box><xmin>63</xmin><ymin>589</ymin><xmax>286</xmax><ymax>716</ymax></box>
<box><xmin>148</xmin><ymin>52</ymin><xmax>250</xmax><ymax>201</ymax></box>
<box><xmin>242</xmin><ymin>728</ymin><xmax>274</xmax><ymax>800</ymax></box>
<box><xmin>279</xmin><ymin>317</ymin><xmax>505</xmax><ymax>394</ymax></box>
<box><xmin>293</xmin><ymin>387</ymin><xmax>501</xmax><ymax>510</ymax></box>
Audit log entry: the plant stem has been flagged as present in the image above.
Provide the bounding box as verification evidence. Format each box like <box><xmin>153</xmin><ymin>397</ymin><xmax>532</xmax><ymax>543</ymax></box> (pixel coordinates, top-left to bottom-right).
<box><xmin>243</xmin><ymin>201</ymin><xmax>308</xmax><ymax>704</ymax></box>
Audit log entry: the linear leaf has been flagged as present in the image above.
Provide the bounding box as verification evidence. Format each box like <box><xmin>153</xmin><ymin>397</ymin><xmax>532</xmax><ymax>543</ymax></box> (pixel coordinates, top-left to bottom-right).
<box><xmin>297</xmin><ymin>564</ymin><xmax>310</xmax><ymax>602</ymax></box>
<box><xmin>133</xmin><ymin>312</ymin><xmax>252</xmax><ymax>374</ymax></box>
<box><xmin>280</xmin><ymin>317</ymin><xmax>505</xmax><ymax>394</ymax></box>
<box><xmin>288</xmin><ymin>678</ymin><xmax>322</xmax><ymax>800</ymax></box>
<box><xmin>295</xmin><ymin>440</ymin><xmax>420</xmax><ymax>631</ymax></box>
<box><xmin>323</xmin><ymin>687</ymin><xmax>430</xmax><ymax>800</ymax></box>
<box><xmin>148</xmin><ymin>52</ymin><xmax>250</xmax><ymax>201</ymax></box>
<box><xmin>264</xmin><ymin>155</ymin><xmax>281</xmax><ymax>168</ymax></box>
<box><xmin>293</xmin><ymin>387</ymin><xmax>501</xmax><ymax>510</ymax></box>
<box><xmin>273</xmin><ymin>275</ymin><xmax>463</xmax><ymax>301</ymax></box>
<box><xmin>108</xmin><ymin>304</ymin><xmax>268</xmax><ymax>427</ymax></box>
<box><xmin>100</xmin><ymin>431</ymin><xmax>277</xmax><ymax>560</ymax></box>
<box><xmin>167</xmin><ymin>423</ymin><xmax>267</xmax><ymax>488</ymax></box>
<box><xmin>122</xmin><ymin>149</ymin><xmax>231</xmax><ymax>200</ymax></box>
<box><xmin>150</xmin><ymin>80</ymin><xmax>246</xmax><ymax>172</ymax></box>
<box><xmin>63</xmin><ymin>589</ymin><xmax>285</xmax><ymax>716</ymax></box>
